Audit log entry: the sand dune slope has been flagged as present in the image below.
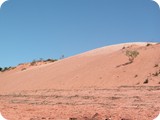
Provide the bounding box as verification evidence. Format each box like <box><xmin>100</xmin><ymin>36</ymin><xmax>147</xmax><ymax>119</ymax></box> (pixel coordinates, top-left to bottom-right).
<box><xmin>0</xmin><ymin>42</ymin><xmax>160</xmax><ymax>93</ymax></box>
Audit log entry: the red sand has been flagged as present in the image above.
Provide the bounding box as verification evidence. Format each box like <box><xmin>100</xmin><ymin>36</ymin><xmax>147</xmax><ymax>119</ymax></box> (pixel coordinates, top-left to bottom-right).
<box><xmin>0</xmin><ymin>42</ymin><xmax>160</xmax><ymax>120</ymax></box>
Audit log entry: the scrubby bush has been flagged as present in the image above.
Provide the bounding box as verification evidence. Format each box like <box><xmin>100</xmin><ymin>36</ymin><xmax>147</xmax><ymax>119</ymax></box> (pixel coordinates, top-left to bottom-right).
<box><xmin>30</xmin><ymin>60</ymin><xmax>37</xmax><ymax>66</ymax></box>
<box><xmin>126</xmin><ymin>50</ymin><xmax>139</xmax><ymax>63</ymax></box>
<box><xmin>0</xmin><ymin>67</ymin><xmax>11</xmax><ymax>72</ymax></box>
<box><xmin>3</xmin><ymin>67</ymin><xmax>9</xmax><ymax>71</ymax></box>
<box><xmin>0</xmin><ymin>67</ymin><xmax>3</xmax><ymax>71</ymax></box>
<box><xmin>30</xmin><ymin>58</ymin><xmax>57</xmax><ymax>66</ymax></box>
<box><xmin>45</xmin><ymin>58</ymin><xmax>57</xmax><ymax>62</ymax></box>
<box><xmin>146</xmin><ymin>43</ymin><xmax>152</xmax><ymax>46</ymax></box>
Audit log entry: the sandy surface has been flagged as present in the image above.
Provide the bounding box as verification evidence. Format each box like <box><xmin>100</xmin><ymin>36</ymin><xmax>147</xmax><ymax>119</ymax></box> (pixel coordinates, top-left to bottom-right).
<box><xmin>0</xmin><ymin>86</ymin><xmax>160</xmax><ymax>120</ymax></box>
<box><xmin>0</xmin><ymin>42</ymin><xmax>160</xmax><ymax>119</ymax></box>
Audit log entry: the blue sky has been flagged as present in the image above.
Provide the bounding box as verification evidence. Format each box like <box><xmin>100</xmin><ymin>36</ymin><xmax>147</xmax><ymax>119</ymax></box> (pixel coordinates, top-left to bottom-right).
<box><xmin>0</xmin><ymin>0</ymin><xmax>160</xmax><ymax>67</ymax></box>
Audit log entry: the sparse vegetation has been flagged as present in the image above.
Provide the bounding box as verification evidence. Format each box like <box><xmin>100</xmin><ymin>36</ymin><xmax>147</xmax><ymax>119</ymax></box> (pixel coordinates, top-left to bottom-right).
<box><xmin>146</xmin><ymin>43</ymin><xmax>152</xmax><ymax>46</ymax></box>
<box><xmin>44</xmin><ymin>58</ymin><xmax>57</xmax><ymax>62</ymax></box>
<box><xmin>30</xmin><ymin>58</ymin><xmax>57</xmax><ymax>66</ymax></box>
<box><xmin>116</xmin><ymin>50</ymin><xmax>139</xmax><ymax>67</ymax></box>
<box><xmin>30</xmin><ymin>60</ymin><xmax>37</xmax><ymax>66</ymax></box>
<box><xmin>0</xmin><ymin>58</ymin><xmax>57</xmax><ymax>72</ymax></box>
<box><xmin>0</xmin><ymin>66</ymin><xmax>12</xmax><ymax>72</ymax></box>
<box><xmin>3</xmin><ymin>67</ymin><xmax>9</xmax><ymax>71</ymax></box>
<box><xmin>3</xmin><ymin>67</ymin><xmax>10</xmax><ymax>71</ymax></box>
<box><xmin>125</xmin><ymin>50</ymin><xmax>139</xmax><ymax>63</ymax></box>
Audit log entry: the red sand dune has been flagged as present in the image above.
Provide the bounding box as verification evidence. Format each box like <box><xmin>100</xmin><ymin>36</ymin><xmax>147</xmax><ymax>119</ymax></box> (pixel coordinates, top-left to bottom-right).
<box><xmin>0</xmin><ymin>42</ymin><xmax>160</xmax><ymax>120</ymax></box>
<box><xmin>0</xmin><ymin>42</ymin><xmax>159</xmax><ymax>93</ymax></box>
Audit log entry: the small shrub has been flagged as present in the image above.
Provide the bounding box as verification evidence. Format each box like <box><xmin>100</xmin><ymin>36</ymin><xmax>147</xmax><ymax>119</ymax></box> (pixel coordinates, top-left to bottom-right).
<box><xmin>0</xmin><ymin>66</ymin><xmax>15</xmax><ymax>72</ymax></box>
<box><xmin>3</xmin><ymin>67</ymin><xmax>9</xmax><ymax>71</ymax></box>
<box><xmin>125</xmin><ymin>50</ymin><xmax>139</xmax><ymax>63</ymax></box>
<box><xmin>30</xmin><ymin>58</ymin><xmax>57</xmax><ymax>65</ymax></box>
<box><xmin>30</xmin><ymin>60</ymin><xmax>36</xmax><ymax>66</ymax></box>
<box><xmin>45</xmin><ymin>59</ymin><xmax>57</xmax><ymax>62</ymax></box>
<box><xmin>146</xmin><ymin>43</ymin><xmax>152</xmax><ymax>46</ymax></box>
<box><xmin>0</xmin><ymin>67</ymin><xmax>8</xmax><ymax>72</ymax></box>
<box><xmin>11</xmin><ymin>67</ymin><xmax>16</xmax><ymax>70</ymax></box>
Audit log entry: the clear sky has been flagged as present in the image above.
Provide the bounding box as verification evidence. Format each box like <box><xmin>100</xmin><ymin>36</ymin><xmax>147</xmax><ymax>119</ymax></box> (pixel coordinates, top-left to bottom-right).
<box><xmin>0</xmin><ymin>0</ymin><xmax>160</xmax><ymax>67</ymax></box>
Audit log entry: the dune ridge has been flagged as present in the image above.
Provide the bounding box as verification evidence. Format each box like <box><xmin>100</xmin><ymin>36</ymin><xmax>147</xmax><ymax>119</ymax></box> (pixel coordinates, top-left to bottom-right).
<box><xmin>0</xmin><ymin>42</ymin><xmax>160</xmax><ymax>120</ymax></box>
<box><xmin>0</xmin><ymin>42</ymin><xmax>159</xmax><ymax>93</ymax></box>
